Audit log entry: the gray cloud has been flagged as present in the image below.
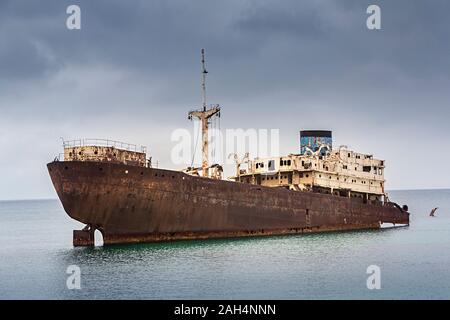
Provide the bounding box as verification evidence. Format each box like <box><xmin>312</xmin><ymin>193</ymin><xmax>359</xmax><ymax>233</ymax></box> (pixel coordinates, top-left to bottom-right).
<box><xmin>0</xmin><ymin>0</ymin><xmax>450</xmax><ymax>199</ymax></box>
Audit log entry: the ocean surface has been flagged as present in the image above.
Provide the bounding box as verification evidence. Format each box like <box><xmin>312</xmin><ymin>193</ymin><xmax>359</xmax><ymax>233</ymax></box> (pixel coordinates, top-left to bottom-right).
<box><xmin>0</xmin><ymin>189</ymin><xmax>449</xmax><ymax>300</ymax></box>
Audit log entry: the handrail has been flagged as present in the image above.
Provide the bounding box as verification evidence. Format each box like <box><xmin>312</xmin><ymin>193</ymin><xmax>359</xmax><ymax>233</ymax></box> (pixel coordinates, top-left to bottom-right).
<box><xmin>62</xmin><ymin>138</ymin><xmax>147</xmax><ymax>153</ymax></box>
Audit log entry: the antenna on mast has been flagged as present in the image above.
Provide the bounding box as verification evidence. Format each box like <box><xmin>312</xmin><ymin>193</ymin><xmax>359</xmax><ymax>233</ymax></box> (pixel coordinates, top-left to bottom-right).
<box><xmin>188</xmin><ymin>49</ymin><xmax>221</xmax><ymax>178</ymax></box>
<box><xmin>201</xmin><ymin>48</ymin><xmax>208</xmax><ymax>111</ymax></box>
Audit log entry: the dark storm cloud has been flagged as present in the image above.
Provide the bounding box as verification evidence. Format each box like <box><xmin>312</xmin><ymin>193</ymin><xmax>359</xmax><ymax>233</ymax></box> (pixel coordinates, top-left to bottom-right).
<box><xmin>2</xmin><ymin>0</ymin><xmax>450</xmax><ymax>92</ymax></box>
<box><xmin>1</xmin><ymin>0</ymin><xmax>450</xmax><ymax>199</ymax></box>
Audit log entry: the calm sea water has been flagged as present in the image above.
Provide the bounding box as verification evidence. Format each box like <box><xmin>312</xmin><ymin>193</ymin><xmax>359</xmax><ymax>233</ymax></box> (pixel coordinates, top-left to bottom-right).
<box><xmin>0</xmin><ymin>189</ymin><xmax>449</xmax><ymax>299</ymax></box>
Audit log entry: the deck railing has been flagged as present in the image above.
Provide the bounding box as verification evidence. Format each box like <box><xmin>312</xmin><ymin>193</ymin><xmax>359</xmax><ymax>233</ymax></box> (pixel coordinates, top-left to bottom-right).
<box><xmin>62</xmin><ymin>138</ymin><xmax>147</xmax><ymax>153</ymax></box>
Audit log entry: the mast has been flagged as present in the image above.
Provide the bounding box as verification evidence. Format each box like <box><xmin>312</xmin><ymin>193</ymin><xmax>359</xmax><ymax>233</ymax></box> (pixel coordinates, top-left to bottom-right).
<box><xmin>201</xmin><ymin>48</ymin><xmax>207</xmax><ymax>111</ymax></box>
<box><xmin>188</xmin><ymin>49</ymin><xmax>220</xmax><ymax>178</ymax></box>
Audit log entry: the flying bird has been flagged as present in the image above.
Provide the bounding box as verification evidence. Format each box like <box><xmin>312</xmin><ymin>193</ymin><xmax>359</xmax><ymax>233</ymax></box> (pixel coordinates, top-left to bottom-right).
<box><xmin>429</xmin><ymin>207</ymin><xmax>439</xmax><ymax>217</ymax></box>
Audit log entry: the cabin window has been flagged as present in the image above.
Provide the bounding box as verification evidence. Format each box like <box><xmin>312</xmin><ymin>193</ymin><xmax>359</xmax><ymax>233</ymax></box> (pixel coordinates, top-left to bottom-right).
<box><xmin>300</xmin><ymin>173</ymin><xmax>304</xmax><ymax>178</ymax></box>
<box><xmin>348</xmin><ymin>153</ymin><xmax>351</xmax><ymax>157</ymax></box>
<box><xmin>363</xmin><ymin>166</ymin><xmax>371</xmax><ymax>172</ymax></box>
<box><xmin>280</xmin><ymin>159</ymin><xmax>284</xmax><ymax>166</ymax></box>
<box><xmin>268</xmin><ymin>160</ymin><xmax>275</xmax><ymax>171</ymax></box>
<box><xmin>343</xmin><ymin>165</ymin><xmax>347</xmax><ymax>169</ymax></box>
<box><xmin>287</xmin><ymin>160</ymin><xmax>291</xmax><ymax>166</ymax></box>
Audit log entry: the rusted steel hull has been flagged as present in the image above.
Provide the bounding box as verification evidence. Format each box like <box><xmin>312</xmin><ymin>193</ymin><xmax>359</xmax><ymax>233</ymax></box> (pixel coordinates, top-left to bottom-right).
<box><xmin>47</xmin><ymin>161</ymin><xmax>409</xmax><ymax>246</ymax></box>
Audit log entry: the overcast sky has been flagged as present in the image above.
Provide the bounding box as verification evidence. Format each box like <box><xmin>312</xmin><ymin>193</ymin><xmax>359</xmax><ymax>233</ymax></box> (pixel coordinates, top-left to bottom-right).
<box><xmin>1</xmin><ymin>0</ymin><xmax>449</xmax><ymax>200</ymax></box>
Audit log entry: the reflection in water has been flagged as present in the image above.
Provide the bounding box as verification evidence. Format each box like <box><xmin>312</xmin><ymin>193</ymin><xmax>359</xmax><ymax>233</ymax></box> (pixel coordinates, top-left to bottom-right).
<box><xmin>1</xmin><ymin>190</ymin><xmax>450</xmax><ymax>299</ymax></box>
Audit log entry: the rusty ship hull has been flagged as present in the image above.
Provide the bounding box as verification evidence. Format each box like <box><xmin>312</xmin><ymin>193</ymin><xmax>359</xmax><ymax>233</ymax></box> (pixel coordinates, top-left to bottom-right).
<box><xmin>47</xmin><ymin>160</ymin><xmax>409</xmax><ymax>246</ymax></box>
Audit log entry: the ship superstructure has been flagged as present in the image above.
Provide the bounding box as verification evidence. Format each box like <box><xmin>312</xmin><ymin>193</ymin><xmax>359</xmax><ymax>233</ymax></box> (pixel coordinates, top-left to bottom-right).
<box><xmin>233</xmin><ymin>137</ymin><xmax>387</xmax><ymax>204</ymax></box>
